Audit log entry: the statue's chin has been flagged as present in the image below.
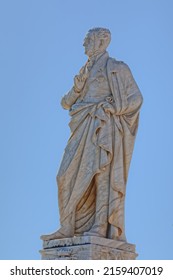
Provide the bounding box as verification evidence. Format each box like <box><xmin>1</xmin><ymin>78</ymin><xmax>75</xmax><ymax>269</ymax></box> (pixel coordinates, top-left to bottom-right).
<box><xmin>84</xmin><ymin>49</ymin><xmax>92</xmax><ymax>58</ymax></box>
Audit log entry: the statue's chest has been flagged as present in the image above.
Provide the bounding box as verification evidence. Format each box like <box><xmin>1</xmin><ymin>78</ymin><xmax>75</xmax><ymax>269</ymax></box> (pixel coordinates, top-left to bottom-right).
<box><xmin>84</xmin><ymin>65</ymin><xmax>111</xmax><ymax>99</ymax></box>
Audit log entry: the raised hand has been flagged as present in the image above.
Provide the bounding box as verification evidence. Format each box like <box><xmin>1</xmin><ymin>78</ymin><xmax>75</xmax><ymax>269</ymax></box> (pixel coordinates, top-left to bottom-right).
<box><xmin>74</xmin><ymin>66</ymin><xmax>88</xmax><ymax>93</ymax></box>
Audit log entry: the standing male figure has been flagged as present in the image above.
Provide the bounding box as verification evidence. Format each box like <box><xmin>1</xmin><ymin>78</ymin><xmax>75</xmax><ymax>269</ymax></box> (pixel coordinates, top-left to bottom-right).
<box><xmin>41</xmin><ymin>27</ymin><xmax>143</xmax><ymax>242</ymax></box>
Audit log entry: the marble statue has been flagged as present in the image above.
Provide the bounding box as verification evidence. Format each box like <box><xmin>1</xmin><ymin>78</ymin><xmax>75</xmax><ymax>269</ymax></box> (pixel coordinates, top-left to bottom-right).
<box><xmin>41</xmin><ymin>27</ymin><xmax>143</xmax><ymax>242</ymax></box>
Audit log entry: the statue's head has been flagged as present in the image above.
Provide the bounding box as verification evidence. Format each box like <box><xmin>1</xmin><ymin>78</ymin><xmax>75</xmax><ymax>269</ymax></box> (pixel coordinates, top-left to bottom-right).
<box><xmin>83</xmin><ymin>27</ymin><xmax>111</xmax><ymax>58</ymax></box>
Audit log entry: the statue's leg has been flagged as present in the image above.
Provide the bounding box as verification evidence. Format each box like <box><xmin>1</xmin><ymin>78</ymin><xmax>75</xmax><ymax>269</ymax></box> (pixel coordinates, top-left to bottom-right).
<box><xmin>75</xmin><ymin>178</ymin><xmax>96</xmax><ymax>235</ymax></box>
<box><xmin>84</xmin><ymin>166</ymin><xmax>110</xmax><ymax>237</ymax></box>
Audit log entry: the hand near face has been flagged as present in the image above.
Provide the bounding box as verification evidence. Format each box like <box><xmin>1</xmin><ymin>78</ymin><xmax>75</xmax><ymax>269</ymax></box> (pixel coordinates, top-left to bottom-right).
<box><xmin>74</xmin><ymin>66</ymin><xmax>88</xmax><ymax>93</ymax></box>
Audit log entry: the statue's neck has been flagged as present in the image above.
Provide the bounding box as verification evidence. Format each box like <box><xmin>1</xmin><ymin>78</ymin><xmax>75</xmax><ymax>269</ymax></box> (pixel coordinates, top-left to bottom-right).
<box><xmin>88</xmin><ymin>50</ymin><xmax>107</xmax><ymax>63</ymax></box>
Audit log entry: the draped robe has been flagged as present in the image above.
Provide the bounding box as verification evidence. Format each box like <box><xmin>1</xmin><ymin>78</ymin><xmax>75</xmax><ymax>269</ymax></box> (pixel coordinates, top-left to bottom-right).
<box><xmin>57</xmin><ymin>52</ymin><xmax>143</xmax><ymax>239</ymax></box>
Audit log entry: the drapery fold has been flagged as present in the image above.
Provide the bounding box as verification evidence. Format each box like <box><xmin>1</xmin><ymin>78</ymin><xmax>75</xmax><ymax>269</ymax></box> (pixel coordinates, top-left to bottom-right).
<box><xmin>57</xmin><ymin>58</ymin><xmax>143</xmax><ymax>238</ymax></box>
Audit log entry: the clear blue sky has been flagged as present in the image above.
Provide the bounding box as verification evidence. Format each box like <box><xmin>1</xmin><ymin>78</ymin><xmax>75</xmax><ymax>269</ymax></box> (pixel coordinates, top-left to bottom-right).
<box><xmin>0</xmin><ymin>0</ymin><xmax>173</xmax><ymax>260</ymax></box>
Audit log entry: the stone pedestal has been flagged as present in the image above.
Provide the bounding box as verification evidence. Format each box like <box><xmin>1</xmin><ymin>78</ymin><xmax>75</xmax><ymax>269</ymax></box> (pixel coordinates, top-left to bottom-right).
<box><xmin>40</xmin><ymin>236</ymin><xmax>138</xmax><ymax>260</ymax></box>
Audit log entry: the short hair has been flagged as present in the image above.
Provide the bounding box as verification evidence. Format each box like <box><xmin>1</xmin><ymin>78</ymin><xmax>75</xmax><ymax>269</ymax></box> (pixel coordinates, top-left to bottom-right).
<box><xmin>87</xmin><ymin>27</ymin><xmax>111</xmax><ymax>49</ymax></box>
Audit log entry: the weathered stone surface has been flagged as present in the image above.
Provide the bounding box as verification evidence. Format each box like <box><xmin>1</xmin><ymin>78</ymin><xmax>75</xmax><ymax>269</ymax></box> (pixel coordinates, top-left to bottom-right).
<box><xmin>40</xmin><ymin>236</ymin><xmax>138</xmax><ymax>260</ymax></box>
<box><xmin>40</xmin><ymin>28</ymin><xmax>143</xmax><ymax>259</ymax></box>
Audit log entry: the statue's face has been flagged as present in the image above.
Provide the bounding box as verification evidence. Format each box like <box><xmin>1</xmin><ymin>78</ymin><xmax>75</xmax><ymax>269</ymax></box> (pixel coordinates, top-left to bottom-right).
<box><xmin>83</xmin><ymin>32</ymin><xmax>101</xmax><ymax>58</ymax></box>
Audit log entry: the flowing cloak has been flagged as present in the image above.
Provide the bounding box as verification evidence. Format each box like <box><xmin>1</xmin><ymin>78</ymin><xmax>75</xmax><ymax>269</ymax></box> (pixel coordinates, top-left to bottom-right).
<box><xmin>57</xmin><ymin>57</ymin><xmax>143</xmax><ymax>236</ymax></box>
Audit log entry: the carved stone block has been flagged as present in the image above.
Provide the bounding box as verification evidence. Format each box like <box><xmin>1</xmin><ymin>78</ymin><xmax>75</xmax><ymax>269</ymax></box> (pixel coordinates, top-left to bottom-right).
<box><xmin>40</xmin><ymin>236</ymin><xmax>138</xmax><ymax>260</ymax></box>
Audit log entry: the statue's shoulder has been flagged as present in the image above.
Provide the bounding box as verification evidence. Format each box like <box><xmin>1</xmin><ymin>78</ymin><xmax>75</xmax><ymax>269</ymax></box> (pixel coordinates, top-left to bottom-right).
<box><xmin>107</xmin><ymin>57</ymin><xmax>130</xmax><ymax>73</ymax></box>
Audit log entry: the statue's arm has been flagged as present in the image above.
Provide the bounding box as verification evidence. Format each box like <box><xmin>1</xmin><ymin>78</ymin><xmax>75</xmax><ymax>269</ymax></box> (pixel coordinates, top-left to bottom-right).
<box><xmin>61</xmin><ymin>87</ymin><xmax>80</xmax><ymax>110</ymax></box>
<box><xmin>108</xmin><ymin>60</ymin><xmax>143</xmax><ymax>115</ymax></box>
<box><xmin>61</xmin><ymin>66</ymin><xmax>88</xmax><ymax>110</ymax></box>
<box><xmin>122</xmin><ymin>65</ymin><xmax>143</xmax><ymax>114</ymax></box>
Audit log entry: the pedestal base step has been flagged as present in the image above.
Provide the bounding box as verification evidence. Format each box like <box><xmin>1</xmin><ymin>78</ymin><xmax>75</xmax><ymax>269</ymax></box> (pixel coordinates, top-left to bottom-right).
<box><xmin>40</xmin><ymin>236</ymin><xmax>138</xmax><ymax>260</ymax></box>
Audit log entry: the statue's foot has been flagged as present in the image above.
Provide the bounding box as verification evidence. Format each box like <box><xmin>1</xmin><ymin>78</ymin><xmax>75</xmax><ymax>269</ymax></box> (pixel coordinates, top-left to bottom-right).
<box><xmin>40</xmin><ymin>227</ymin><xmax>73</xmax><ymax>241</ymax></box>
